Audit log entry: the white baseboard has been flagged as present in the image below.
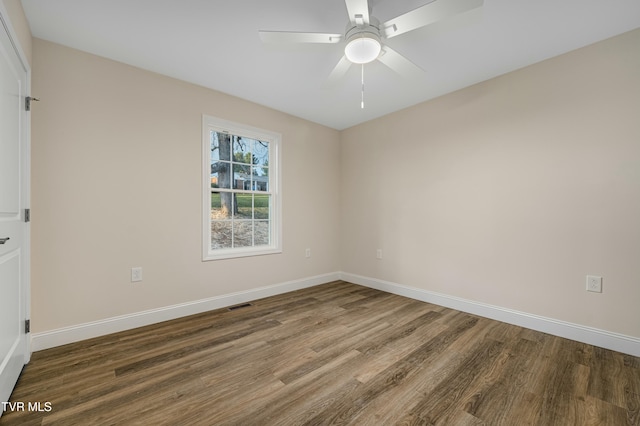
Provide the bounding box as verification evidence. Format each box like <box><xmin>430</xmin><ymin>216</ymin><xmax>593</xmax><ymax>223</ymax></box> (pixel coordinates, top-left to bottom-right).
<box><xmin>340</xmin><ymin>272</ymin><xmax>640</xmax><ymax>357</ymax></box>
<box><xmin>31</xmin><ymin>272</ymin><xmax>341</xmax><ymax>352</ymax></box>
<box><xmin>32</xmin><ymin>271</ymin><xmax>640</xmax><ymax>357</ymax></box>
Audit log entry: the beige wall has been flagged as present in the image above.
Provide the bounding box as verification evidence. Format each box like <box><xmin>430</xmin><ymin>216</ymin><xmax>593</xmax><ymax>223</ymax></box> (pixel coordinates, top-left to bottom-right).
<box><xmin>341</xmin><ymin>28</ymin><xmax>640</xmax><ymax>338</ymax></box>
<box><xmin>2</xmin><ymin>0</ymin><xmax>32</xmax><ymax>66</ymax></box>
<box><xmin>29</xmin><ymin>26</ymin><xmax>640</xmax><ymax>341</ymax></box>
<box><xmin>31</xmin><ymin>39</ymin><xmax>341</xmax><ymax>332</ymax></box>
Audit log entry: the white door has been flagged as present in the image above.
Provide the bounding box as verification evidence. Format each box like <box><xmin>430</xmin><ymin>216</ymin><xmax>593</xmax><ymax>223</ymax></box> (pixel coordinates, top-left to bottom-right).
<box><xmin>0</xmin><ymin>9</ymin><xmax>30</xmax><ymax>407</ymax></box>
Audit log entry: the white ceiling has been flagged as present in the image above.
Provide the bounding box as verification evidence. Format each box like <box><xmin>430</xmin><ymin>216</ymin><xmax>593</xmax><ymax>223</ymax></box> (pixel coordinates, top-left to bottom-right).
<box><xmin>21</xmin><ymin>0</ymin><xmax>640</xmax><ymax>130</ymax></box>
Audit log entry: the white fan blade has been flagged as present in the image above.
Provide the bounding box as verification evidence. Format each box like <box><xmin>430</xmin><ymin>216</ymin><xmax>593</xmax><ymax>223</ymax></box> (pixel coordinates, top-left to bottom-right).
<box><xmin>377</xmin><ymin>46</ymin><xmax>424</xmax><ymax>79</ymax></box>
<box><xmin>259</xmin><ymin>31</ymin><xmax>342</xmax><ymax>44</ymax></box>
<box><xmin>345</xmin><ymin>0</ymin><xmax>370</xmax><ymax>25</ymax></box>
<box><xmin>325</xmin><ymin>55</ymin><xmax>352</xmax><ymax>87</ymax></box>
<box><xmin>382</xmin><ymin>0</ymin><xmax>483</xmax><ymax>39</ymax></box>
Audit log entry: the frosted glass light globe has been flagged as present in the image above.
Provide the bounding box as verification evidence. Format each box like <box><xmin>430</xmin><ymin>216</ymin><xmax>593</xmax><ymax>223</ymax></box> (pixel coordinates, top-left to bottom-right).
<box><xmin>345</xmin><ymin>35</ymin><xmax>381</xmax><ymax>64</ymax></box>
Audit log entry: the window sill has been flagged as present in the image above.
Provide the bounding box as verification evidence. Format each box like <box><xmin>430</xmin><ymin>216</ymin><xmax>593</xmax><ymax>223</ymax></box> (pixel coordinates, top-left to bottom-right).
<box><xmin>202</xmin><ymin>246</ymin><xmax>282</xmax><ymax>262</ymax></box>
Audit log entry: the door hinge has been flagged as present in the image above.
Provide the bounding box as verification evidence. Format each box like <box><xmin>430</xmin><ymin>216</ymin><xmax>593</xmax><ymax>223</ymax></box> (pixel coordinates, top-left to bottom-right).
<box><xmin>25</xmin><ymin>319</ymin><xmax>30</xmax><ymax>334</ymax></box>
<box><xmin>25</xmin><ymin>96</ymin><xmax>39</xmax><ymax>111</ymax></box>
<box><xmin>24</xmin><ymin>208</ymin><xmax>30</xmax><ymax>223</ymax></box>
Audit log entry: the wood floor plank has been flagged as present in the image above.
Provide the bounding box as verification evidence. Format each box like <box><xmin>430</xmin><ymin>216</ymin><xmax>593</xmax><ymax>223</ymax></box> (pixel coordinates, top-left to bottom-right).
<box><xmin>3</xmin><ymin>280</ymin><xmax>639</xmax><ymax>425</ymax></box>
<box><xmin>588</xmin><ymin>346</ymin><xmax>630</xmax><ymax>409</ymax></box>
<box><xmin>394</xmin><ymin>337</ymin><xmax>505</xmax><ymax>425</ymax></box>
<box><xmin>349</xmin><ymin>349</ymin><xmax>470</xmax><ymax>425</ymax></box>
<box><xmin>223</xmin><ymin>353</ymin><xmax>367</xmax><ymax>425</ymax></box>
<box><xmin>277</xmin><ymin>322</ymin><xmax>389</xmax><ymax>385</ymax></box>
<box><xmin>462</xmin><ymin>337</ymin><xmax>541</xmax><ymax>425</ymax></box>
<box><xmin>355</xmin><ymin>310</ymin><xmax>442</xmax><ymax>356</ymax></box>
<box><xmin>300</xmin><ymin>313</ymin><xmax>482</xmax><ymax>425</ymax></box>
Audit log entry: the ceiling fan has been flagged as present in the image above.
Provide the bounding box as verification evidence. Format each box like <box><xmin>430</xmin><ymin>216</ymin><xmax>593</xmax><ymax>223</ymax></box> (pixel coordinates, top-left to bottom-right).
<box><xmin>259</xmin><ymin>0</ymin><xmax>484</xmax><ymax>86</ymax></box>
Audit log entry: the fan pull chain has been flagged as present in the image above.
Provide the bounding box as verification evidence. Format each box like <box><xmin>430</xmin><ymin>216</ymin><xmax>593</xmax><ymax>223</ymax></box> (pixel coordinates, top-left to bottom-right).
<box><xmin>361</xmin><ymin>64</ymin><xmax>365</xmax><ymax>109</ymax></box>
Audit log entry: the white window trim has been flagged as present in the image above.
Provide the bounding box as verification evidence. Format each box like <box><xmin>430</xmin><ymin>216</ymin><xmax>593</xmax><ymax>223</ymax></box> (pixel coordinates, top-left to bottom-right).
<box><xmin>202</xmin><ymin>115</ymin><xmax>282</xmax><ymax>261</ymax></box>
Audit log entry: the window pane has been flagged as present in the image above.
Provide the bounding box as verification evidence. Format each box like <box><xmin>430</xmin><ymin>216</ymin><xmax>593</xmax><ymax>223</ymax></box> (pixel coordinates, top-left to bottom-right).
<box><xmin>254</xmin><ymin>220</ymin><xmax>270</xmax><ymax>246</ymax></box>
<box><xmin>234</xmin><ymin>193</ymin><xmax>253</xmax><ymax>219</ymax></box>
<box><xmin>211</xmin><ymin>192</ymin><xmax>222</xmax><ymax>217</ymax></box>
<box><xmin>254</xmin><ymin>194</ymin><xmax>270</xmax><ymax>220</ymax></box>
<box><xmin>233</xmin><ymin>163</ymin><xmax>250</xmax><ymax>190</ymax></box>
<box><xmin>233</xmin><ymin>136</ymin><xmax>251</xmax><ymax>164</ymax></box>
<box><xmin>252</xmin><ymin>140</ymin><xmax>269</xmax><ymax>167</ymax></box>
<box><xmin>211</xmin><ymin>220</ymin><xmax>232</xmax><ymax>249</ymax></box>
<box><xmin>211</xmin><ymin>162</ymin><xmax>231</xmax><ymax>189</ymax></box>
<box><xmin>212</xmin><ymin>132</ymin><xmax>231</xmax><ymax>161</ymax></box>
<box><xmin>252</xmin><ymin>166</ymin><xmax>269</xmax><ymax>192</ymax></box>
<box><xmin>210</xmin><ymin>132</ymin><xmax>220</xmax><ymax>161</ymax></box>
<box><xmin>212</xmin><ymin>192</ymin><xmax>233</xmax><ymax>218</ymax></box>
<box><xmin>233</xmin><ymin>220</ymin><xmax>253</xmax><ymax>248</ymax></box>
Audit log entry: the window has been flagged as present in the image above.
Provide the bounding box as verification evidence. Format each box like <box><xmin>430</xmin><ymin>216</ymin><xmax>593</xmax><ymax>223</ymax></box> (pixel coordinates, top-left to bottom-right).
<box><xmin>202</xmin><ymin>115</ymin><xmax>281</xmax><ymax>260</ymax></box>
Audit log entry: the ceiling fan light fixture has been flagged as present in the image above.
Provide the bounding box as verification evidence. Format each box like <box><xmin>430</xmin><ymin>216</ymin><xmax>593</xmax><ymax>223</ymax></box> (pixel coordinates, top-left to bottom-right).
<box><xmin>344</xmin><ymin>34</ymin><xmax>381</xmax><ymax>64</ymax></box>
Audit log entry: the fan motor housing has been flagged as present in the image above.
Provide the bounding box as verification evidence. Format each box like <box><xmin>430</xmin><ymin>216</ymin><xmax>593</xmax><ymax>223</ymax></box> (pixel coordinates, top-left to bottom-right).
<box><xmin>345</xmin><ymin>17</ymin><xmax>381</xmax><ymax>42</ymax></box>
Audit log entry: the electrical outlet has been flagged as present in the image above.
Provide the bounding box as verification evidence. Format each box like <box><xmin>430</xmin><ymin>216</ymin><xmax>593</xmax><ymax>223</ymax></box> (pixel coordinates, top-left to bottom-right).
<box><xmin>376</xmin><ymin>249</ymin><xmax>383</xmax><ymax>260</ymax></box>
<box><xmin>131</xmin><ymin>267</ymin><xmax>143</xmax><ymax>282</ymax></box>
<box><xmin>305</xmin><ymin>248</ymin><xmax>311</xmax><ymax>258</ymax></box>
<box><xmin>586</xmin><ymin>275</ymin><xmax>602</xmax><ymax>293</ymax></box>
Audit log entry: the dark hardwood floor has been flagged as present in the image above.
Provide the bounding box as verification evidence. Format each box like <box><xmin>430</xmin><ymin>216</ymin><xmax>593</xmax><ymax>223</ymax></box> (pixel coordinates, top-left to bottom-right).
<box><xmin>2</xmin><ymin>281</ymin><xmax>639</xmax><ymax>425</ymax></box>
